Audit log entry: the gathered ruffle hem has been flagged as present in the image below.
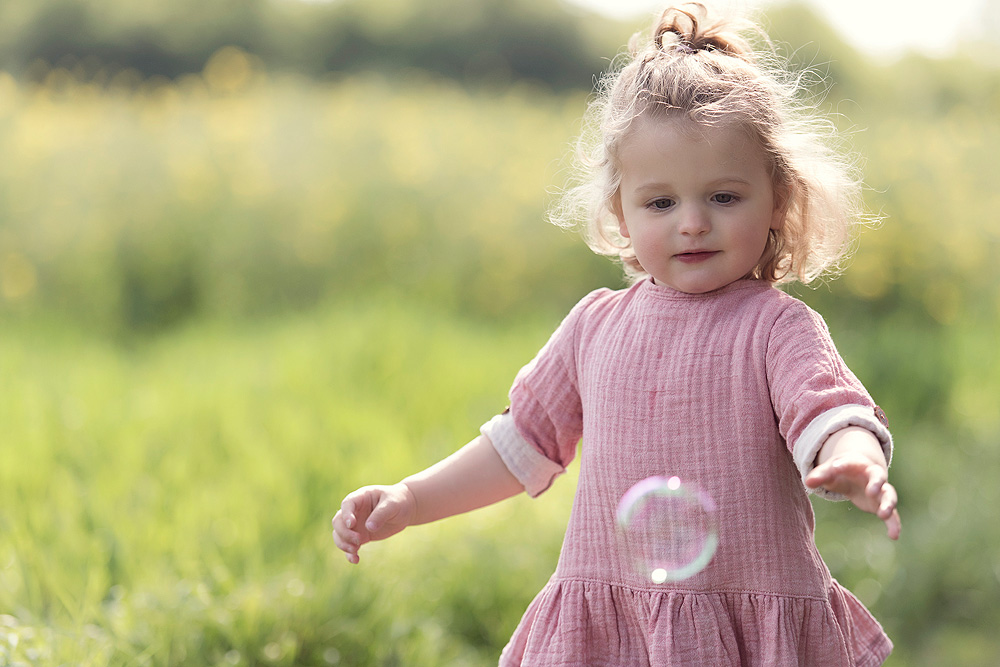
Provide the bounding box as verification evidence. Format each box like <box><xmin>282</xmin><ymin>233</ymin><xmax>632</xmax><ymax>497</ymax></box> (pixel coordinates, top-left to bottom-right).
<box><xmin>500</xmin><ymin>577</ymin><xmax>892</xmax><ymax>667</ymax></box>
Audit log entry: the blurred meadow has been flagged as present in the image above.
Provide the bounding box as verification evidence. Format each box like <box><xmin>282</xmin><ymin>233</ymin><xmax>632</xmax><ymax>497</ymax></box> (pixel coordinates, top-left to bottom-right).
<box><xmin>1</xmin><ymin>0</ymin><xmax>999</xmax><ymax>664</ymax></box>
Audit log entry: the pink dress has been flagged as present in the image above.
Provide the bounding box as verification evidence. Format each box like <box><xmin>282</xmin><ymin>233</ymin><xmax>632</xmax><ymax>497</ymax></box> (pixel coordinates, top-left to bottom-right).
<box><xmin>482</xmin><ymin>278</ymin><xmax>893</xmax><ymax>666</ymax></box>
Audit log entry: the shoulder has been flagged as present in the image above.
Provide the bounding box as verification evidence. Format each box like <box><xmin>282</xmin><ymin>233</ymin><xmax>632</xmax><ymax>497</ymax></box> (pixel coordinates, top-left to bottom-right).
<box><xmin>769</xmin><ymin>289</ymin><xmax>830</xmax><ymax>336</ymax></box>
<box><xmin>733</xmin><ymin>283</ymin><xmax>827</xmax><ymax>331</ymax></box>
<box><xmin>732</xmin><ymin>281</ymin><xmax>800</xmax><ymax>309</ymax></box>
<box><xmin>759</xmin><ymin>289</ymin><xmax>846</xmax><ymax>369</ymax></box>
<box><xmin>542</xmin><ymin>282</ymin><xmax>643</xmax><ymax>353</ymax></box>
<box><xmin>565</xmin><ymin>282</ymin><xmax>639</xmax><ymax>323</ymax></box>
<box><xmin>714</xmin><ymin>284</ymin><xmax>835</xmax><ymax>363</ymax></box>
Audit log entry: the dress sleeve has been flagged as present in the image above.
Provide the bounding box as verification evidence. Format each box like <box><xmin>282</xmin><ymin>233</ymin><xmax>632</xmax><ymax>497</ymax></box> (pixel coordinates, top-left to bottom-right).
<box><xmin>480</xmin><ymin>411</ymin><xmax>565</xmax><ymax>497</ymax></box>
<box><xmin>767</xmin><ymin>301</ymin><xmax>893</xmax><ymax>500</ymax></box>
<box><xmin>487</xmin><ymin>289</ymin><xmax>605</xmax><ymax>496</ymax></box>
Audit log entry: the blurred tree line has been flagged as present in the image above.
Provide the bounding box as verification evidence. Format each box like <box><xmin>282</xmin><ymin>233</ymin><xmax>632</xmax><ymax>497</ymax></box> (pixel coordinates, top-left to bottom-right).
<box><xmin>0</xmin><ymin>0</ymin><xmax>622</xmax><ymax>90</ymax></box>
<box><xmin>4</xmin><ymin>0</ymin><xmax>997</xmax><ymax>98</ymax></box>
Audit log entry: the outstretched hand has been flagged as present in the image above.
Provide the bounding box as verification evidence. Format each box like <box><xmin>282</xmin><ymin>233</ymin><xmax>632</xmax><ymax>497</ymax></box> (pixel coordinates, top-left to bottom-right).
<box><xmin>805</xmin><ymin>454</ymin><xmax>901</xmax><ymax>540</ymax></box>
<box><xmin>333</xmin><ymin>483</ymin><xmax>417</xmax><ymax>564</ymax></box>
<box><xmin>332</xmin><ymin>433</ymin><xmax>525</xmax><ymax>564</ymax></box>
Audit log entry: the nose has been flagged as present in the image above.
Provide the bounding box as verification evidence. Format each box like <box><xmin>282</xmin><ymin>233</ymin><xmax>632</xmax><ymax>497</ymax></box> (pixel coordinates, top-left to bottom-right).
<box><xmin>678</xmin><ymin>205</ymin><xmax>710</xmax><ymax>236</ymax></box>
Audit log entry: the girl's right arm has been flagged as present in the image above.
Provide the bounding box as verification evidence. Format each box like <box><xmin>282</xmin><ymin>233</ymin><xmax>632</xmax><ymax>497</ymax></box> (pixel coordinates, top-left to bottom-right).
<box><xmin>332</xmin><ymin>433</ymin><xmax>524</xmax><ymax>564</ymax></box>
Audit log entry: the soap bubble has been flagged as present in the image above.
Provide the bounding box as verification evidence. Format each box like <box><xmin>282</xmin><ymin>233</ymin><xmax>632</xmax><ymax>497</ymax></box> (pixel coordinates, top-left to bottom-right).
<box><xmin>616</xmin><ymin>476</ymin><xmax>718</xmax><ymax>584</ymax></box>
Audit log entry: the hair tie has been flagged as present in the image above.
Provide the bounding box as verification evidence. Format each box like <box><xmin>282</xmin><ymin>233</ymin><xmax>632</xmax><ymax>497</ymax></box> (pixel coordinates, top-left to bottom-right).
<box><xmin>657</xmin><ymin>29</ymin><xmax>699</xmax><ymax>56</ymax></box>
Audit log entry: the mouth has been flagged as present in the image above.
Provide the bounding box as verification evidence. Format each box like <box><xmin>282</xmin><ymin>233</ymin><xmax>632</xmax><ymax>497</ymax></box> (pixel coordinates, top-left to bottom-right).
<box><xmin>674</xmin><ymin>251</ymin><xmax>719</xmax><ymax>264</ymax></box>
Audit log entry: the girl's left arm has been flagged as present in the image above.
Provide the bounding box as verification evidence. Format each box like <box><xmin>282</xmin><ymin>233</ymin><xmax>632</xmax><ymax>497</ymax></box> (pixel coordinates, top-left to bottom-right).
<box><xmin>805</xmin><ymin>426</ymin><xmax>901</xmax><ymax>540</ymax></box>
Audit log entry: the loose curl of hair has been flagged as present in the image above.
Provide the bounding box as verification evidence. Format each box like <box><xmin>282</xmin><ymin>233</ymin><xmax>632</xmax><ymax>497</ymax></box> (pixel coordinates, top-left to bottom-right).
<box><xmin>549</xmin><ymin>2</ymin><xmax>873</xmax><ymax>285</ymax></box>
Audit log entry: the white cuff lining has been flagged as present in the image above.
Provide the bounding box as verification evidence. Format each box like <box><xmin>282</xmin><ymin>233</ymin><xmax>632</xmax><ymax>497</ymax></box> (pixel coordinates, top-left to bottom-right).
<box><xmin>481</xmin><ymin>412</ymin><xmax>566</xmax><ymax>498</ymax></box>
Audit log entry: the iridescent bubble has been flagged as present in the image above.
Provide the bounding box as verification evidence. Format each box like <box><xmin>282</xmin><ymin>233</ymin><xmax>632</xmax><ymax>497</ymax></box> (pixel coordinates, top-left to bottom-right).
<box><xmin>616</xmin><ymin>476</ymin><xmax>718</xmax><ymax>584</ymax></box>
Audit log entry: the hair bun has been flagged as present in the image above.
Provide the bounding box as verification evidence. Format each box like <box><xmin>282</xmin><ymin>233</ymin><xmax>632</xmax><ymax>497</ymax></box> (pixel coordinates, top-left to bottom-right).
<box><xmin>652</xmin><ymin>3</ymin><xmax>751</xmax><ymax>59</ymax></box>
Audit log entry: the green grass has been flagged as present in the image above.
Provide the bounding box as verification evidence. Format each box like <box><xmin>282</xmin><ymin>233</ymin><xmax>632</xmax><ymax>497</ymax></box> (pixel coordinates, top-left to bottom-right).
<box><xmin>0</xmin><ymin>300</ymin><xmax>578</xmax><ymax>666</ymax></box>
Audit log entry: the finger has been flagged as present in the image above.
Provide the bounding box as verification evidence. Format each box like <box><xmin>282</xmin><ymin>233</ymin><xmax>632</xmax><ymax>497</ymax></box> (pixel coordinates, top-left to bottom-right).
<box><xmin>806</xmin><ymin>462</ymin><xmax>859</xmax><ymax>493</ymax></box>
<box><xmin>807</xmin><ymin>458</ymin><xmax>859</xmax><ymax>483</ymax></box>
<box><xmin>333</xmin><ymin>510</ymin><xmax>359</xmax><ymax>542</ymax></box>
<box><xmin>333</xmin><ymin>531</ymin><xmax>361</xmax><ymax>565</ymax></box>
<box><xmin>804</xmin><ymin>463</ymin><xmax>836</xmax><ymax>487</ymax></box>
<box><xmin>865</xmin><ymin>466</ymin><xmax>888</xmax><ymax>497</ymax></box>
<box><xmin>876</xmin><ymin>483</ymin><xmax>898</xmax><ymax>519</ymax></box>
<box><xmin>333</xmin><ymin>523</ymin><xmax>360</xmax><ymax>548</ymax></box>
<box><xmin>333</xmin><ymin>507</ymin><xmax>369</xmax><ymax>556</ymax></box>
<box><xmin>803</xmin><ymin>470</ymin><xmax>826</xmax><ymax>488</ymax></box>
<box><xmin>334</xmin><ymin>534</ymin><xmax>361</xmax><ymax>564</ymax></box>
<box><xmin>339</xmin><ymin>496</ymin><xmax>363</xmax><ymax>530</ymax></box>
<box><xmin>332</xmin><ymin>522</ymin><xmax>359</xmax><ymax>551</ymax></box>
<box><xmin>884</xmin><ymin>508</ymin><xmax>901</xmax><ymax>541</ymax></box>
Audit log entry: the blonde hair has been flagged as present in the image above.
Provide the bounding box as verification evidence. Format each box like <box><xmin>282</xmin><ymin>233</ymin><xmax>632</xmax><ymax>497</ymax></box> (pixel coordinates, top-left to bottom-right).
<box><xmin>550</xmin><ymin>2</ymin><xmax>871</xmax><ymax>285</ymax></box>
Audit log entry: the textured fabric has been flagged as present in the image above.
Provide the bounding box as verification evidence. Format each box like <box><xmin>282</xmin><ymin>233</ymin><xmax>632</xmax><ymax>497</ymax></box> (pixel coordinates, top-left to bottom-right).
<box><xmin>495</xmin><ymin>278</ymin><xmax>893</xmax><ymax>667</ymax></box>
<box><xmin>484</xmin><ymin>401</ymin><xmax>891</xmax><ymax>501</ymax></box>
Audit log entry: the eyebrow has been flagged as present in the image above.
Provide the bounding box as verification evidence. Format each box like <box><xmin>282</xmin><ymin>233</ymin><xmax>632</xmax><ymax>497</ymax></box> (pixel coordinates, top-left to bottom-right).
<box><xmin>632</xmin><ymin>177</ymin><xmax>753</xmax><ymax>194</ymax></box>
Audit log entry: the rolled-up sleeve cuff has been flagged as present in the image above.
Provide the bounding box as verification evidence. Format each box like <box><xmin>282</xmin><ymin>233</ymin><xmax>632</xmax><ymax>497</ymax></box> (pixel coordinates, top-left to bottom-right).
<box><xmin>481</xmin><ymin>412</ymin><xmax>566</xmax><ymax>498</ymax></box>
<box><xmin>793</xmin><ymin>404</ymin><xmax>893</xmax><ymax>501</ymax></box>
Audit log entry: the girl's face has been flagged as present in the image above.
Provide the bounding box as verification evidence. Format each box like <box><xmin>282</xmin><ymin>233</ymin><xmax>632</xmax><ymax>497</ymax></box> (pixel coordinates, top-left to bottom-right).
<box><xmin>613</xmin><ymin>116</ymin><xmax>784</xmax><ymax>294</ymax></box>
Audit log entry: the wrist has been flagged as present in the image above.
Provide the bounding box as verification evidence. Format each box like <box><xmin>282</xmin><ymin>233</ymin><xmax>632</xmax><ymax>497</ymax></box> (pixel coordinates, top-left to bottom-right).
<box><xmin>396</xmin><ymin>480</ymin><xmax>422</xmax><ymax>525</ymax></box>
<box><xmin>817</xmin><ymin>426</ymin><xmax>887</xmax><ymax>467</ymax></box>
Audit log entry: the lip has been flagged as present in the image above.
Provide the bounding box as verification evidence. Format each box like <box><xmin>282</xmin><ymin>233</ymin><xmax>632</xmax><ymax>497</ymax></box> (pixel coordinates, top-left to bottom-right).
<box><xmin>674</xmin><ymin>250</ymin><xmax>719</xmax><ymax>264</ymax></box>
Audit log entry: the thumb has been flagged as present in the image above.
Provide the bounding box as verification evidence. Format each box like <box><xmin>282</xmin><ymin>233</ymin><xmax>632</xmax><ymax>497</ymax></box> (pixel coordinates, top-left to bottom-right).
<box><xmin>364</xmin><ymin>493</ymin><xmax>401</xmax><ymax>533</ymax></box>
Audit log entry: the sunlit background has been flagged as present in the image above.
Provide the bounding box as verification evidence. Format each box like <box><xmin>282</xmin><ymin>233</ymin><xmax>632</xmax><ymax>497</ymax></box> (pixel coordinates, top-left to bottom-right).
<box><xmin>0</xmin><ymin>0</ymin><xmax>998</xmax><ymax>665</ymax></box>
<box><xmin>573</xmin><ymin>0</ymin><xmax>994</xmax><ymax>59</ymax></box>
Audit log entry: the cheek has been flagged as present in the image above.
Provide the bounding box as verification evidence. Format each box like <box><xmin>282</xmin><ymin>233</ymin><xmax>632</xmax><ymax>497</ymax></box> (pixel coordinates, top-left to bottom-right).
<box><xmin>730</xmin><ymin>218</ymin><xmax>770</xmax><ymax>255</ymax></box>
<box><xmin>630</xmin><ymin>227</ymin><xmax>668</xmax><ymax>257</ymax></box>
<box><xmin>747</xmin><ymin>226</ymin><xmax>774</xmax><ymax>263</ymax></box>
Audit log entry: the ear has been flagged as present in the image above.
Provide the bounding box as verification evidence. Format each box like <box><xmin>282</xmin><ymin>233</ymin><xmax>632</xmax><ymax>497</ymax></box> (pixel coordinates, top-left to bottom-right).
<box><xmin>612</xmin><ymin>191</ymin><xmax>630</xmax><ymax>239</ymax></box>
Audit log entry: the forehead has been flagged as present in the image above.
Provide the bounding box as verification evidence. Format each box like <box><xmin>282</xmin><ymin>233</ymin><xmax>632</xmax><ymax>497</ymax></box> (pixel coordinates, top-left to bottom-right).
<box><xmin>617</xmin><ymin>115</ymin><xmax>770</xmax><ymax>177</ymax></box>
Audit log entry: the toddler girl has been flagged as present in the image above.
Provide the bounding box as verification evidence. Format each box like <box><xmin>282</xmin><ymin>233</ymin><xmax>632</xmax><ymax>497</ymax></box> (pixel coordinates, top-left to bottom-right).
<box><xmin>333</xmin><ymin>4</ymin><xmax>901</xmax><ymax>665</ymax></box>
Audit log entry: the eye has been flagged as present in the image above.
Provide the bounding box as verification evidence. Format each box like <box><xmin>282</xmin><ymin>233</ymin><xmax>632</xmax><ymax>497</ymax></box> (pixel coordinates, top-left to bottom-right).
<box><xmin>712</xmin><ymin>193</ymin><xmax>739</xmax><ymax>205</ymax></box>
<box><xmin>648</xmin><ymin>198</ymin><xmax>675</xmax><ymax>211</ymax></box>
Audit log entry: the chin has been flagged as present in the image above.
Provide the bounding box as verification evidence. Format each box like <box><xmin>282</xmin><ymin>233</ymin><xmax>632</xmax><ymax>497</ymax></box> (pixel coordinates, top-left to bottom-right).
<box><xmin>658</xmin><ymin>277</ymin><xmax>726</xmax><ymax>294</ymax></box>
